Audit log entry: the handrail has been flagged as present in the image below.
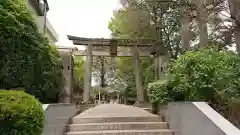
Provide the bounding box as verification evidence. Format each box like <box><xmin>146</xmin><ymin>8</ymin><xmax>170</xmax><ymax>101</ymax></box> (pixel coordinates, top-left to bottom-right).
<box><xmin>42</xmin><ymin>104</ymin><xmax>49</xmax><ymax>111</ymax></box>
<box><xmin>193</xmin><ymin>102</ymin><xmax>240</xmax><ymax>135</ymax></box>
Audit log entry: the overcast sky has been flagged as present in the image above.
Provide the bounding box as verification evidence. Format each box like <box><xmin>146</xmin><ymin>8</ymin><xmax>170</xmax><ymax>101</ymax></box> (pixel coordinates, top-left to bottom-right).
<box><xmin>47</xmin><ymin>0</ymin><xmax>120</xmax><ymax>47</ymax></box>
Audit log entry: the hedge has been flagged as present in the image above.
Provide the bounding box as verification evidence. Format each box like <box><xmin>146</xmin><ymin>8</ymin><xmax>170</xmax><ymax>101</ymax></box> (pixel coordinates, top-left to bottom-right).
<box><xmin>0</xmin><ymin>90</ymin><xmax>44</xmax><ymax>135</ymax></box>
<box><xmin>0</xmin><ymin>0</ymin><xmax>63</xmax><ymax>103</ymax></box>
<box><xmin>168</xmin><ymin>49</ymin><xmax>240</xmax><ymax>103</ymax></box>
<box><xmin>148</xmin><ymin>80</ymin><xmax>171</xmax><ymax>104</ymax></box>
<box><xmin>148</xmin><ymin>49</ymin><xmax>240</xmax><ymax>123</ymax></box>
<box><xmin>167</xmin><ymin>49</ymin><xmax>240</xmax><ymax>127</ymax></box>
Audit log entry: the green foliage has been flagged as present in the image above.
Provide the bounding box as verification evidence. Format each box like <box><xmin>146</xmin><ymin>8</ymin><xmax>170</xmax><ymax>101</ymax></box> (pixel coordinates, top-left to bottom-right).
<box><xmin>114</xmin><ymin>57</ymin><xmax>155</xmax><ymax>102</ymax></box>
<box><xmin>0</xmin><ymin>0</ymin><xmax>62</xmax><ymax>103</ymax></box>
<box><xmin>108</xmin><ymin>0</ymin><xmax>182</xmax><ymax>58</ymax></box>
<box><xmin>73</xmin><ymin>56</ymin><xmax>84</xmax><ymax>94</ymax></box>
<box><xmin>148</xmin><ymin>80</ymin><xmax>171</xmax><ymax>104</ymax></box>
<box><xmin>148</xmin><ymin>49</ymin><xmax>240</xmax><ymax>105</ymax></box>
<box><xmin>107</xmin><ymin>0</ymin><xmax>182</xmax><ymax>102</ymax></box>
<box><xmin>168</xmin><ymin>49</ymin><xmax>240</xmax><ymax>104</ymax></box>
<box><xmin>0</xmin><ymin>90</ymin><xmax>44</xmax><ymax>135</ymax></box>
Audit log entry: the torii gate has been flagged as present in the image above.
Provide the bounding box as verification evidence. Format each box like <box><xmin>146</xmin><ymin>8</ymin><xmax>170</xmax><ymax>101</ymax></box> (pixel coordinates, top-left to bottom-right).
<box><xmin>58</xmin><ymin>35</ymin><xmax>168</xmax><ymax>104</ymax></box>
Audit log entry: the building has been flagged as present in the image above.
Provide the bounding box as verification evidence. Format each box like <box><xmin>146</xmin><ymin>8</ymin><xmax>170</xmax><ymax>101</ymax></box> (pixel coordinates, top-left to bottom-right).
<box><xmin>27</xmin><ymin>0</ymin><xmax>59</xmax><ymax>44</ymax></box>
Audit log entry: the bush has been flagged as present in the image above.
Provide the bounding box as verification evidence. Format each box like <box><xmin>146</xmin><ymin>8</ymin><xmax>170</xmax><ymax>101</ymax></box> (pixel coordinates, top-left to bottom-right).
<box><xmin>168</xmin><ymin>49</ymin><xmax>240</xmax><ymax>104</ymax></box>
<box><xmin>148</xmin><ymin>80</ymin><xmax>171</xmax><ymax>104</ymax></box>
<box><xmin>0</xmin><ymin>0</ymin><xmax>62</xmax><ymax>103</ymax></box>
<box><xmin>167</xmin><ymin>49</ymin><xmax>240</xmax><ymax>127</ymax></box>
<box><xmin>147</xmin><ymin>49</ymin><xmax>240</xmax><ymax>125</ymax></box>
<box><xmin>0</xmin><ymin>90</ymin><xmax>44</xmax><ymax>135</ymax></box>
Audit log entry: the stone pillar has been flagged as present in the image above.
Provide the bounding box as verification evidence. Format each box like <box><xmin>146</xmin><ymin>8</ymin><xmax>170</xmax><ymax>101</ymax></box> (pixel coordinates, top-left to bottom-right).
<box><xmin>132</xmin><ymin>45</ymin><xmax>144</xmax><ymax>103</ymax></box>
<box><xmin>102</xmin><ymin>94</ymin><xmax>105</xmax><ymax>101</ymax></box>
<box><xmin>109</xmin><ymin>56</ymin><xmax>116</xmax><ymax>81</ymax></box>
<box><xmin>100</xmin><ymin>56</ymin><xmax>105</xmax><ymax>87</ymax></box>
<box><xmin>83</xmin><ymin>44</ymin><xmax>93</xmax><ymax>103</ymax></box>
<box><xmin>155</xmin><ymin>55</ymin><xmax>168</xmax><ymax>81</ymax></box>
<box><xmin>59</xmin><ymin>51</ymin><xmax>74</xmax><ymax>103</ymax></box>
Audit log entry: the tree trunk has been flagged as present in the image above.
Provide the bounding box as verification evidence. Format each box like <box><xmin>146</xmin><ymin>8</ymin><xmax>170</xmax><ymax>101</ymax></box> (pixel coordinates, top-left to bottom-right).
<box><xmin>198</xmin><ymin>2</ymin><xmax>208</xmax><ymax>48</ymax></box>
<box><xmin>180</xmin><ymin>5</ymin><xmax>190</xmax><ymax>52</ymax></box>
<box><xmin>228</xmin><ymin>0</ymin><xmax>240</xmax><ymax>53</ymax></box>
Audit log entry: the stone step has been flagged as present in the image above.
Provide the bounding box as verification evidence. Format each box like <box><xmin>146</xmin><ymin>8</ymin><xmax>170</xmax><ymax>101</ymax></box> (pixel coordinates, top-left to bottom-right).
<box><xmin>65</xmin><ymin>129</ymin><xmax>173</xmax><ymax>135</ymax></box>
<box><xmin>72</xmin><ymin>116</ymin><xmax>164</xmax><ymax>124</ymax></box>
<box><xmin>68</xmin><ymin>122</ymin><xmax>168</xmax><ymax>131</ymax></box>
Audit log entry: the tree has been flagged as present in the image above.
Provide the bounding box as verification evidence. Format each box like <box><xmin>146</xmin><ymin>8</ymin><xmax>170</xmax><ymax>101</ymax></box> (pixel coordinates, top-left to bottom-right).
<box><xmin>0</xmin><ymin>0</ymin><xmax>63</xmax><ymax>103</ymax></box>
<box><xmin>195</xmin><ymin>0</ymin><xmax>209</xmax><ymax>47</ymax></box>
<box><xmin>228</xmin><ymin>0</ymin><xmax>240</xmax><ymax>53</ymax></box>
<box><xmin>180</xmin><ymin>1</ymin><xmax>191</xmax><ymax>51</ymax></box>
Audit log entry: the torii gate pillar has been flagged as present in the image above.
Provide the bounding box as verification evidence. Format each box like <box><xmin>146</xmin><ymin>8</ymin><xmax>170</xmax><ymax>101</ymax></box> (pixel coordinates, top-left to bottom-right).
<box><xmin>132</xmin><ymin>45</ymin><xmax>144</xmax><ymax>104</ymax></box>
<box><xmin>83</xmin><ymin>44</ymin><xmax>93</xmax><ymax>103</ymax></box>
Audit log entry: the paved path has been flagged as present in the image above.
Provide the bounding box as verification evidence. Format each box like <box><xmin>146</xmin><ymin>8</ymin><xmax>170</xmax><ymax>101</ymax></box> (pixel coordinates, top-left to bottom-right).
<box><xmin>75</xmin><ymin>103</ymin><xmax>159</xmax><ymax>118</ymax></box>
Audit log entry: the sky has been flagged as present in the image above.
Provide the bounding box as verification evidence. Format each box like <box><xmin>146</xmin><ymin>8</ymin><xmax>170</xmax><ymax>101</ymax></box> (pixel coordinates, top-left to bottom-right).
<box><xmin>47</xmin><ymin>0</ymin><xmax>120</xmax><ymax>47</ymax></box>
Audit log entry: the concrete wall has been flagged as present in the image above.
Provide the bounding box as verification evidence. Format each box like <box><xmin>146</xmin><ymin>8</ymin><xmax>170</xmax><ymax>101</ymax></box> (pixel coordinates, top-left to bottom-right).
<box><xmin>45</xmin><ymin>18</ymin><xmax>59</xmax><ymax>42</ymax></box>
<box><xmin>36</xmin><ymin>17</ymin><xmax>58</xmax><ymax>43</ymax></box>
<box><xmin>160</xmin><ymin>102</ymin><xmax>240</xmax><ymax>135</ymax></box>
<box><xmin>42</xmin><ymin>104</ymin><xmax>76</xmax><ymax>135</ymax></box>
<box><xmin>27</xmin><ymin>0</ymin><xmax>59</xmax><ymax>43</ymax></box>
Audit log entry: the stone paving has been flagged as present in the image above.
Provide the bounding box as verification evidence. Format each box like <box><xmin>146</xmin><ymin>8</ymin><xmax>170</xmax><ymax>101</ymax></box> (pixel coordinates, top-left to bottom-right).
<box><xmin>75</xmin><ymin>103</ymin><xmax>159</xmax><ymax>118</ymax></box>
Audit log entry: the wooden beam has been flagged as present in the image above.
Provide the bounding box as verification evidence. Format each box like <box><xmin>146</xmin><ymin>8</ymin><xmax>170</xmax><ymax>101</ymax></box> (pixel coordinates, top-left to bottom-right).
<box><xmin>72</xmin><ymin>40</ymin><xmax>110</xmax><ymax>46</ymax></box>
<box><xmin>67</xmin><ymin>35</ymin><xmax>156</xmax><ymax>47</ymax></box>
<box><xmin>67</xmin><ymin>35</ymin><xmax>110</xmax><ymax>42</ymax></box>
<box><xmin>73</xmin><ymin>50</ymin><xmax>149</xmax><ymax>57</ymax></box>
<box><xmin>67</xmin><ymin>35</ymin><xmax>156</xmax><ymax>42</ymax></box>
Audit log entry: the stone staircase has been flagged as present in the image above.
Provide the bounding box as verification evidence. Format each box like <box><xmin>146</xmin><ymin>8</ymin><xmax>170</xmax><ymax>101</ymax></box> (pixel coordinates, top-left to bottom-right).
<box><xmin>64</xmin><ymin>104</ymin><xmax>173</xmax><ymax>135</ymax></box>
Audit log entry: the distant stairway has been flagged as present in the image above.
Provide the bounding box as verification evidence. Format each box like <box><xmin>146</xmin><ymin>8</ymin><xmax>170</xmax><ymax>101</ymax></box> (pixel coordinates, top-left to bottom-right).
<box><xmin>65</xmin><ymin>104</ymin><xmax>173</xmax><ymax>135</ymax></box>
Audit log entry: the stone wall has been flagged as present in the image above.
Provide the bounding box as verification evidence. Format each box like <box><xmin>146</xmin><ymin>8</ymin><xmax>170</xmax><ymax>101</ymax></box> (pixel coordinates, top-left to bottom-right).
<box><xmin>42</xmin><ymin>104</ymin><xmax>76</xmax><ymax>135</ymax></box>
<box><xmin>159</xmin><ymin>102</ymin><xmax>240</xmax><ymax>135</ymax></box>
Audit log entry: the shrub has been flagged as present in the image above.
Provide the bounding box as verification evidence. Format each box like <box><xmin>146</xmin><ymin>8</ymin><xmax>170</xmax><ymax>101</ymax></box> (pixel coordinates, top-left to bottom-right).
<box><xmin>0</xmin><ymin>90</ymin><xmax>44</xmax><ymax>135</ymax></box>
<box><xmin>168</xmin><ymin>49</ymin><xmax>240</xmax><ymax>104</ymax></box>
<box><xmin>148</xmin><ymin>80</ymin><xmax>172</xmax><ymax>104</ymax></box>
<box><xmin>167</xmin><ymin>49</ymin><xmax>240</xmax><ymax>127</ymax></box>
<box><xmin>0</xmin><ymin>0</ymin><xmax>62</xmax><ymax>103</ymax></box>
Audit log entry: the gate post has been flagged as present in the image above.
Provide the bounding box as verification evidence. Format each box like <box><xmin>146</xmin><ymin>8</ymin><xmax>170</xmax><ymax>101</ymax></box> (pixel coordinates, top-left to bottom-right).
<box><xmin>83</xmin><ymin>44</ymin><xmax>93</xmax><ymax>103</ymax></box>
<box><xmin>132</xmin><ymin>45</ymin><xmax>144</xmax><ymax>103</ymax></box>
